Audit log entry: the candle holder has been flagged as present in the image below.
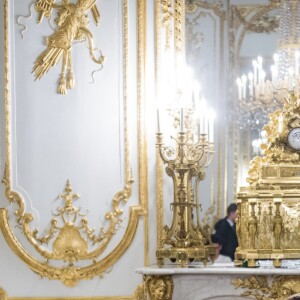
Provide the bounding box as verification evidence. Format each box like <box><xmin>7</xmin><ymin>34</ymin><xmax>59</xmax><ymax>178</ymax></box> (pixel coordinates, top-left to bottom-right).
<box><xmin>156</xmin><ymin>126</ymin><xmax>216</xmax><ymax>267</ymax></box>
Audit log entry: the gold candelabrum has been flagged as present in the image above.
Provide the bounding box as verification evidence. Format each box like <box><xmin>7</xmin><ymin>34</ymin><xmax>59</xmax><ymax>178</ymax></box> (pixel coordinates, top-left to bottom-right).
<box><xmin>156</xmin><ymin>111</ymin><xmax>216</xmax><ymax>267</ymax></box>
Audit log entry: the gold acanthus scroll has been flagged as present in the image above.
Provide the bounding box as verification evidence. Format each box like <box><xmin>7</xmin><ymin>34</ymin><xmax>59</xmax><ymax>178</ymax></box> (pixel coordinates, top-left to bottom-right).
<box><xmin>33</xmin><ymin>0</ymin><xmax>105</xmax><ymax>94</ymax></box>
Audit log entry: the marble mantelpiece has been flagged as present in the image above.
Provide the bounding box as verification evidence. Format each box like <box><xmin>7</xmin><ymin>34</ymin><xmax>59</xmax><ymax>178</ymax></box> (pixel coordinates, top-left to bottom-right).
<box><xmin>137</xmin><ymin>263</ymin><xmax>300</xmax><ymax>300</ymax></box>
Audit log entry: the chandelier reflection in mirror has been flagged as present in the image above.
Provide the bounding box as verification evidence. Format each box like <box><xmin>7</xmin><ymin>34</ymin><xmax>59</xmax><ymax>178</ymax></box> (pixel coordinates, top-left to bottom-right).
<box><xmin>237</xmin><ymin>0</ymin><xmax>300</xmax><ymax>130</ymax></box>
<box><xmin>156</xmin><ymin>60</ymin><xmax>217</xmax><ymax>267</ymax></box>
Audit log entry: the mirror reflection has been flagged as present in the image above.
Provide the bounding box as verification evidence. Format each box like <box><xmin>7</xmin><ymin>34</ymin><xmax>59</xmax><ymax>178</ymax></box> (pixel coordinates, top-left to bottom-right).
<box><xmin>185</xmin><ymin>0</ymin><xmax>286</xmax><ymax>219</ymax></box>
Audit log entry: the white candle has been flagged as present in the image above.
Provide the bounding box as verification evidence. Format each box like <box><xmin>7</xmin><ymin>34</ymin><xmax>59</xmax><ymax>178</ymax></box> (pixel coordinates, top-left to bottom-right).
<box><xmin>242</xmin><ymin>74</ymin><xmax>247</xmax><ymax>98</ymax></box>
<box><xmin>199</xmin><ymin>111</ymin><xmax>204</xmax><ymax>134</ymax></box>
<box><xmin>271</xmin><ymin>65</ymin><xmax>277</xmax><ymax>86</ymax></box>
<box><xmin>257</xmin><ymin>56</ymin><xmax>263</xmax><ymax>68</ymax></box>
<box><xmin>273</xmin><ymin>53</ymin><xmax>279</xmax><ymax>68</ymax></box>
<box><xmin>180</xmin><ymin>108</ymin><xmax>184</xmax><ymax>132</ymax></box>
<box><xmin>248</xmin><ymin>72</ymin><xmax>254</xmax><ymax>97</ymax></box>
<box><xmin>257</xmin><ymin>56</ymin><xmax>263</xmax><ymax>92</ymax></box>
<box><xmin>260</xmin><ymin>71</ymin><xmax>266</xmax><ymax>95</ymax></box>
<box><xmin>203</xmin><ymin>114</ymin><xmax>208</xmax><ymax>135</ymax></box>
<box><xmin>208</xmin><ymin>110</ymin><xmax>214</xmax><ymax>143</ymax></box>
<box><xmin>236</xmin><ymin>78</ymin><xmax>242</xmax><ymax>100</ymax></box>
<box><xmin>157</xmin><ymin>109</ymin><xmax>160</xmax><ymax>133</ymax></box>
<box><xmin>252</xmin><ymin>60</ymin><xmax>258</xmax><ymax>85</ymax></box>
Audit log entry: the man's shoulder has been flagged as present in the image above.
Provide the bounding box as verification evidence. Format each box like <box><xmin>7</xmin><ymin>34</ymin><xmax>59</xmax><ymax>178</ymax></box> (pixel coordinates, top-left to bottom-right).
<box><xmin>215</xmin><ymin>217</ymin><xmax>227</xmax><ymax>229</ymax></box>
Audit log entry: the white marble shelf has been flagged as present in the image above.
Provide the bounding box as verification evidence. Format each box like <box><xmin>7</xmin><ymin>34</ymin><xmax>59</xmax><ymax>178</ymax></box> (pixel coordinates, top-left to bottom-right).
<box><xmin>136</xmin><ymin>263</ymin><xmax>300</xmax><ymax>276</ymax></box>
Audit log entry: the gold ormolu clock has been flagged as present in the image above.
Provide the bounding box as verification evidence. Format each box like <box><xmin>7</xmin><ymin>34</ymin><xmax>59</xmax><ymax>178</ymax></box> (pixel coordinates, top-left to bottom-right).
<box><xmin>287</xmin><ymin>127</ymin><xmax>300</xmax><ymax>151</ymax></box>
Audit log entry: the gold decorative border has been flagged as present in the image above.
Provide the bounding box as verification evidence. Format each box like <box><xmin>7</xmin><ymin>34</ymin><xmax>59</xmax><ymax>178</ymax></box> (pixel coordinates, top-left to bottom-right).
<box><xmin>1</xmin><ymin>284</ymin><xmax>144</xmax><ymax>300</ymax></box>
<box><xmin>1</xmin><ymin>0</ymin><xmax>146</xmax><ymax>288</ymax></box>
<box><xmin>155</xmin><ymin>0</ymin><xmax>167</xmax><ymax>254</ymax></box>
<box><xmin>137</xmin><ymin>0</ymin><xmax>149</xmax><ymax>267</ymax></box>
<box><xmin>186</xmin><ymin>0</ymin><xmax>224</xmax><ymax>17</ymax></box>
<box><xmin>0</xmin><ymin>287</ymin><xmax>137</xmax><ymax>300</ymax></box>
<box><xmin>156</xmin><ymin>0</ymin><xmax>187</xmax><ymax>252</ymax></box>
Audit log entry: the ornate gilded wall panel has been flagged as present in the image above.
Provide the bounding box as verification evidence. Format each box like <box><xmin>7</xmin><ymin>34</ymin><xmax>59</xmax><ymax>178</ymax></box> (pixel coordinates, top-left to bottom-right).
<box><xmin>0</xmin><ymin>0</ymin><xmax>146</xmax><ymax>293</ymax></box>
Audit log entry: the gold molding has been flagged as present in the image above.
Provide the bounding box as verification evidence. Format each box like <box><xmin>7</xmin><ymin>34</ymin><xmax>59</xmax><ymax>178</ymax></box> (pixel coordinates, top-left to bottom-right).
<box><xmin>137</xmin><ymin>0</ymin><xmax>149</xmax><ymax>267</ymax></box>
<box><xmin>1</xmin><ymin>0</ymin><xmax>146</xmax><ymax>287</ymax></box>
<box><xmin>1</xmin><ymin>284</ymin><xmax>144</xmax><ymax>300</ymax></box>
<box><xmin>155</xmin><ymin>0</ymin><xmax>165</xmax><ymax>251</ymax></box>
<box><xmin>186</xmin><ymin>0</ymin><xmax>224</xmax><ymax>18</ymax></box>
<box><xmin>232</xmin><ymin>275</ymin><xmax>300</xmax><ymax>299</ymax></box>
<box><xmin>0</xmin><ymin>286</ymin><xmax>135</xmax><ymax>300</ymax></box>
<box><xmin>233</xmin><ymin>4</ymin><xmax>279</xmax><ymax>34</ymax></box>
<box><xmin>174</xmin><ymin>0</ymin><xmax>185</xmax><ymax>54</ymax></box>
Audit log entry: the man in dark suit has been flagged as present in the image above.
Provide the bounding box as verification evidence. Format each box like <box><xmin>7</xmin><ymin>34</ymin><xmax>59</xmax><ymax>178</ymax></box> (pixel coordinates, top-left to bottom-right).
<box><xmin>214</xmin><ymin>203</ymin><xmax>238</xmax><ymax>261</ymax></box>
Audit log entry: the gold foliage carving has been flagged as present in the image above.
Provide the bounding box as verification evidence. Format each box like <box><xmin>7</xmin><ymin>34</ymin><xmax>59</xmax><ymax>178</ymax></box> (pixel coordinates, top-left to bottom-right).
<box><xmin>0</xmin><ymin>288</ymin><xmax>8</xmax><ymax>300</ymax></box>
<box><xmin>233</xmin><ymin>4</ymin><xmax>279</xmax><ymax>34</ymax></box>
<box><xmin>186</xmin><ymin>0</ymin><xmax>224</xmax><ymax>17</ymax></box>
<box><xmin>0</xmin><ymin>205</ymin><xmax>143</xmax><ymax>287</ymax></box>
<box><xmin>32</xmin><ymin>0</ymin><xmax>105</xmax><ymax>94</ymax></box>
<box><xmin>21</xmin><ymin>180</ymin><xmax>130</xmax><ymax>266</ymax></box>
<box><xmin>145</xmin><ymin>275</ymin><xmax>173</xmax><ymax>300</ymax></box>
<box><xmin>133</xmin><ymin>284</ymin><xmax>146</xmax><ymax>300</ymax></box>
<box><xmin>232</xmin><ymin>275</ymin><xmax>300</xmax><ymax>300</ymax></box>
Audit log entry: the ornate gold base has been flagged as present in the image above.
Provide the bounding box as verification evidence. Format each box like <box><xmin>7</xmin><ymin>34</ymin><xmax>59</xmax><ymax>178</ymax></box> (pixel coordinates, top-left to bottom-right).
<box><xmin>234</xmin><ymin>249</ymin><xmax>300</xmax><ymax>268</ymax></box>
<box><xmin>156</xmin><ymin>245</ymin><xmax>216</xmax><ymax>267</ymax></box>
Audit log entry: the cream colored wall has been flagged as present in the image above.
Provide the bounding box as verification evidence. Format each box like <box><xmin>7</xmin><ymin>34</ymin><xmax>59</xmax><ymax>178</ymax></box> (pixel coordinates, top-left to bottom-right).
<box><xmin>0</xmin><ymin>0</ymin><xmax>153</xmax><ymax>297</ymax></box>
<box><xmin>0</xmin><ymin>0</ymin><xmax>277</xmax><ymax>298</ymax></box>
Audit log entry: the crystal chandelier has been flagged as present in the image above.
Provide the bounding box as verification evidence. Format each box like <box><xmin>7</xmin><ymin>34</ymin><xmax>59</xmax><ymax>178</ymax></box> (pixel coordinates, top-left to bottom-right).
<box><xmin>236</xmin><ymin>0</ymin><xmax>300</xmax><ymax>130</ymax></box>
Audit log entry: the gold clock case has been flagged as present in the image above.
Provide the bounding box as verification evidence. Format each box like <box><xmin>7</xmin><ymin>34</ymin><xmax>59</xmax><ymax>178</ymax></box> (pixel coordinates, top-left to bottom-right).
<box><xmin>235</xmin><ymin>92</ymin><xmax>300</xmax><ymax>268</ymax></box>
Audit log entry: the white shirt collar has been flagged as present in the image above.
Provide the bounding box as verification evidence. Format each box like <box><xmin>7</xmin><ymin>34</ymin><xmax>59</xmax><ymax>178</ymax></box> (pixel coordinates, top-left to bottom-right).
<box><xmin>226</xmin><ymin>218</ymin><xmax>234</xmax><ymax>227</ymax></box>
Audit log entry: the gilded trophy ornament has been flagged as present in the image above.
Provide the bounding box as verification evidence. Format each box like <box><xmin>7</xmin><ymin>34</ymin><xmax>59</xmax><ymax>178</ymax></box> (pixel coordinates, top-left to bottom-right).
<box><xmin>32</xmin><ymin>0</ymin><xmax>105</xmax><ymax>94</ymax></box>
<box><xmin>235</xmin><ymin>92</ymin><xmax>300</xmax><ymax>267</ymax></box>
<box><xmin>232</xmin><ymin>275</ymin><xmax>300</xmax><ymax>300</ymax></box>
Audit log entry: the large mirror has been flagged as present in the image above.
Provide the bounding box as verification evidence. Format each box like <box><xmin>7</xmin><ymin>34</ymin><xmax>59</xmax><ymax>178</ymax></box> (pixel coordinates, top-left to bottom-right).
<box><xmin>185</xmin><ymin>0</ymin><xmax>281</xmax><ymax>224</ymax></box>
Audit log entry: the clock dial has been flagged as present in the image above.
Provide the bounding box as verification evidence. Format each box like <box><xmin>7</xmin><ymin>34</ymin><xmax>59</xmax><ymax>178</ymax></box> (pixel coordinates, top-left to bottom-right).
<box><xmin>287</xmin><ymin>127</ymin><xmax>300</xmax><ymax>151</ymax></box>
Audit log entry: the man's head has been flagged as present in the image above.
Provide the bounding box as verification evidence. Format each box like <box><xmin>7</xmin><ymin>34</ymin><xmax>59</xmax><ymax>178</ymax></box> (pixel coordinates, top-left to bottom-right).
<box><xmin>227</xmin><ymin>203</ymin><xmax>237</xmax><ymax>222</ymax></box>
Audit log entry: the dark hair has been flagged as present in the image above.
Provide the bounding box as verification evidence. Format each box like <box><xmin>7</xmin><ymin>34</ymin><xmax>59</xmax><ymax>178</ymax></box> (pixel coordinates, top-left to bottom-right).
<box><xmin>211</xmin><ymin>234</ymin><xmax>220</xmax><ymax>244</ymax></box>
<box><xmin>227</xmin><ymin>203</ymin><xmax>237</xmax><ymax>216</ymax></box>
